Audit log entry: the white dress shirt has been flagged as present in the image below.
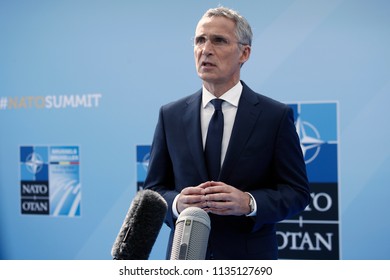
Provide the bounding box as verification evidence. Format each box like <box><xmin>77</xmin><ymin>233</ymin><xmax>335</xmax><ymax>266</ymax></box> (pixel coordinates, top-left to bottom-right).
<box><xmin>172</xmin><ymin>81</ymin><xmax>257</xmax><ymax>217</ymax></box>
<box><xmin>200</xmin><ymin>81</ymin><xmax>242</xmax><ymax>164</ymax></box>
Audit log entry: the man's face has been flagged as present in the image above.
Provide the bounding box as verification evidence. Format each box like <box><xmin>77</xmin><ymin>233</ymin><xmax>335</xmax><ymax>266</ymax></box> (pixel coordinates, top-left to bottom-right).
<box><xmin>194</xmin><ymin>16</ymin><xmax>250</xmax><ymax>90</ymax></box>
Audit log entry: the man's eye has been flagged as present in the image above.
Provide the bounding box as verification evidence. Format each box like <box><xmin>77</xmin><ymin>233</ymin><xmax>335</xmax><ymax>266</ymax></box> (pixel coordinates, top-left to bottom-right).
<box><xmin>195</xmin><ymin>37</ymin><xmax>206</xmax><ymax>45</ymax></box>
<box><xmin>213</xmin><ymin>37</ymin><xmax>228</xmax><ymax>45</ymax></box>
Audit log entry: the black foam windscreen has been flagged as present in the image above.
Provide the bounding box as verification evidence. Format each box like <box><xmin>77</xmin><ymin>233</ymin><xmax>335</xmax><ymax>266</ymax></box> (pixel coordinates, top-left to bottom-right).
<box><xmin>111</xmin><ymin>189</ymin><xmax>168</xmax><ymax>260</ymax></box>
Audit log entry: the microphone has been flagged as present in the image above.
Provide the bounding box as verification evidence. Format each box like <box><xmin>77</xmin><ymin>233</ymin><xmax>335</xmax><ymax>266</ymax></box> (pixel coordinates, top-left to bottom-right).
<box><xmin>170</xmin><ymin>207</ymin><xmax>211</xmax><ymax>260</ymax></box>
<box><xmin>111</xmin><ymin>189</ymin><xmax>168</xmax><ymax>260</ymax></box>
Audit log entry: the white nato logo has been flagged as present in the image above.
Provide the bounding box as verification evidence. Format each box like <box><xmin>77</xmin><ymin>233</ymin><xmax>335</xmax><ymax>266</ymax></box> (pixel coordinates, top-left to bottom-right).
<box><xmin>25</xmin><ymin>152</ymin><xmax>44</xmax><ymax>174</ymax></box>
<box><xmin>142</xmin><ymin>152</ymin><xmax>150</xmax><ymax>171</ymax></box>
<box><xmin>295</xmin><ymin>116</ymin><xmax>324</xmax><ymax>164</ymax></box>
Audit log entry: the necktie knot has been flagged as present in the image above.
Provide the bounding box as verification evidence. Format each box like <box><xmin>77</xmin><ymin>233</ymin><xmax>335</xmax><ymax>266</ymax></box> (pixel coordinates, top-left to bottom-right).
<box><xmin>210</xmin><ymin>99</ymin><xmax>223</xmax><ymax>111</ymax></box>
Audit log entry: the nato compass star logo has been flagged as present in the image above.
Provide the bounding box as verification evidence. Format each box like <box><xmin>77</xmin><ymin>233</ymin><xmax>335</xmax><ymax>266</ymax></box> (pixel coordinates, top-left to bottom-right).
<box><xmin>295</xmin><ymin>116</ymin><xmax>324</xmax><ymax>164</ymax></box>
<box><xmin>142</xmin><ymin>152</ymin><xmax>150</xmax><ymax>171</ymax></box>
<box><xmin>25</xmin><ymin>152</ymin><xmax>44</xmax><ymax>174</ymax></box>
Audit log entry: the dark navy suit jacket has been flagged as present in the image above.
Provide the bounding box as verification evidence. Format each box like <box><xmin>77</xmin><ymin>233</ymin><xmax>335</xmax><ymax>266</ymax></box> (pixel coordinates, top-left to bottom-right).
<box><xmin>144</xmin><ymin>81</ymin><xmax>310</xmax><ymax>259</ymax></box>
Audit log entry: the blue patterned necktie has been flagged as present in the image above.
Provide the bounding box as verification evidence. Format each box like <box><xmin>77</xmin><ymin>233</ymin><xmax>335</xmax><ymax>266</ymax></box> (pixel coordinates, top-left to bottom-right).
<box><xmin>205</xmin><ymin>99</ymin><xmax>224</xmax><ymax>181</ymax></box>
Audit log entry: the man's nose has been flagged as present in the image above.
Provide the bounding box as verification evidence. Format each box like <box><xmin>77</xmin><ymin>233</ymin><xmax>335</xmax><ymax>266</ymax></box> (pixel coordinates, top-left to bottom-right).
<box><xmin>202</xmin><ymin>40</ymin><xmax>214</xmax><ymax>56</ymax></box>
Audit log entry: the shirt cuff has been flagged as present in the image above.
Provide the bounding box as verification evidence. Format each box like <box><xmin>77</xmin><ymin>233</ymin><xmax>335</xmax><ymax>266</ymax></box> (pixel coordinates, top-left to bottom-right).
<box><xmin>246</xmin><ymin>192</ymin><xmax>257</xmax><ymax>217</ymax></box>
<box><xmin>172</xmin><ymin>194</ymin><xmax>180</xmax><ymax>218</ymax></box>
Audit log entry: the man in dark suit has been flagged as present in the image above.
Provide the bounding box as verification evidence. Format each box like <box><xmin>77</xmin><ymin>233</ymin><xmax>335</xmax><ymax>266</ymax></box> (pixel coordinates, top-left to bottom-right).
<box><xmin>144</xmin><ymin>6</ymin><xmax>310</xmax><ymax>259</ymax></box>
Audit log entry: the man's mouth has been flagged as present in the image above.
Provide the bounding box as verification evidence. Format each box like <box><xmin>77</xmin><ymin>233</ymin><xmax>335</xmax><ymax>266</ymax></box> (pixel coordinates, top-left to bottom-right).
<box><xmin>201</xmin><ymin>61</ymin><xmax>216</xmax><ymax>67</ymax></box>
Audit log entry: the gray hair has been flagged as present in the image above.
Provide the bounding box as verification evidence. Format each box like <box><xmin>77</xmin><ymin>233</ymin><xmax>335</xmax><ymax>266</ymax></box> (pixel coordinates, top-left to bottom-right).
<box><xmin>201</xmin><ymin>6</ymin><xmax>253</xmax><ymax>46</ymax></box>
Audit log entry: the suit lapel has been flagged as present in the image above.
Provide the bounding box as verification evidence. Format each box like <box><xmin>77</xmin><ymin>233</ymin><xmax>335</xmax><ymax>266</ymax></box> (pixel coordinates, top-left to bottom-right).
<box><xmin>219</xmin><ymin>84</ymin><xmax>262</xmax><ymax>181</ymax></box>
<box><xmin>182</xmin><ymin>91</ymin><xmax>209</xmax><ymax>181</ymax></box>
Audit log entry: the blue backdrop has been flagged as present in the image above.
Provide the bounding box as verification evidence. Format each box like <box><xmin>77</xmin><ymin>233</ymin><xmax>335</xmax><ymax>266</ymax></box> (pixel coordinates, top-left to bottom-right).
<box><xmin>0</xmin><ymin>0</ymin><xmax>389</xmax><ymax>259</ymax></box>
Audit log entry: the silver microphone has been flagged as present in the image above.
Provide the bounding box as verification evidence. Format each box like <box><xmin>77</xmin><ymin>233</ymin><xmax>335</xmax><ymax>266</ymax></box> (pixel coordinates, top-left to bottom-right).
<box><xmin>170</xmin><ymin>207</ymin><xmax>211</xmax><ymax>260</ymax></box>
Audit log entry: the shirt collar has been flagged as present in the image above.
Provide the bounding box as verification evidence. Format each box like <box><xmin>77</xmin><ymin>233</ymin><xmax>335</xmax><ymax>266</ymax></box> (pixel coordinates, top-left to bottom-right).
<box><xmin>202</xmin><ymin>81</ymin><xmax>243</xmax><ymax>108</ymax></box>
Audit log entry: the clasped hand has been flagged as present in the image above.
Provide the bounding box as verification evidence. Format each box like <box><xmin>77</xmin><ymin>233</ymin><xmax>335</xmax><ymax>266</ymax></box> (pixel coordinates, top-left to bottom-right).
<box><xmin>177</xmin><ymin>181</ymin><xmax>250</xmax><ymax>216</ymax></box>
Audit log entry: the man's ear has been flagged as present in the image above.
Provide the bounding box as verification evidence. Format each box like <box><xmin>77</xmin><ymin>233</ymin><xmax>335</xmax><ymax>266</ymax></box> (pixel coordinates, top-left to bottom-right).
<box><xmin>241</xmin><ymin>45</ymin><xmax>251</xmax><ymax>64</ymax></box>
<box><xmin>240</xmin><ymin>45</ymin><xmax>251</xmax><ymax>65</ymax></box>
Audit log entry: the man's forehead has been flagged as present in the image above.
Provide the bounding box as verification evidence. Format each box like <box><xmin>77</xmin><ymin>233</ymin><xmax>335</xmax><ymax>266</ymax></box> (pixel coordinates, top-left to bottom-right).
<box><xmin>195</xmin><ymin>16</ymin><xmax>236</xmax><ymax>35</ymax></box>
